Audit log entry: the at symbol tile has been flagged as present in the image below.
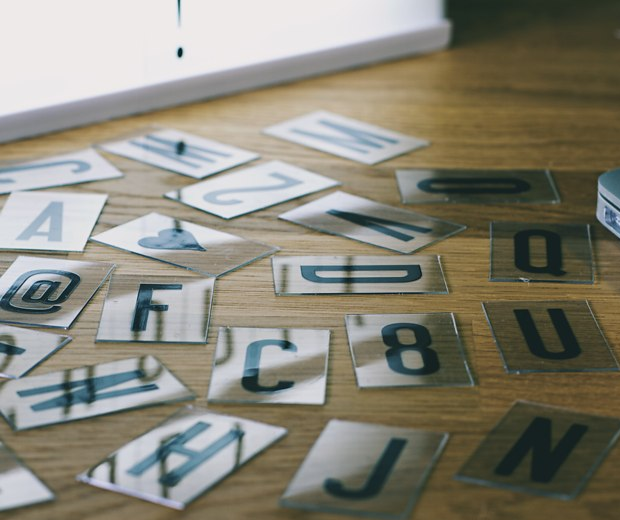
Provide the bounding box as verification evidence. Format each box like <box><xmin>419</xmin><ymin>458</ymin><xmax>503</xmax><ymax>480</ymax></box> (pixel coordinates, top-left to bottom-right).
<box><xmin>0</xmin><ymin>255</ymin><xmax>114</xmax><ymax>329</ymax></box>
<box><xmin>165</xmin><ymin>160</ymin><xmax>339</xmax><ymax>219</ymax></box>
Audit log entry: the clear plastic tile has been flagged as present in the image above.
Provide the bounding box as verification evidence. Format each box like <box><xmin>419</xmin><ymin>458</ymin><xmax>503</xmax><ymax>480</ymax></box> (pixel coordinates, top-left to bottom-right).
<box><xmin>0</xmin><ymin>439</ymin><xmax>55</xmax><ymax>511</ymax></box>
<box><xmin>0</xmin><ymin>255</ymin><xmax>115</xmax><ymax>329</ymax></box>
<box><xmin>77</xmin><ymin>406</ymin><xmax>287</xmax><ymax>510</ymax></box>
<box><xmin>0</xmin><ymin>191</ymin><xmax>107</xmax><ymax>252</ymax></box>
<box><xmin>208</xmin><ymin>327</ymin><xmax>330</xmax><ymax>405</ymax></box>
<box><xmin>482</xmin><ymin>300</ymin><xmax>618</xmax><ymax>374</ymax></box>
<box><xmin>272</xmin><ymin>255</ymin><xmax>448</xmax><ymax>295</ymax></box>
<box><xmin>165</xmin><ymin>160</ymin><xmax>340</xmax><ymax>219</ymax></box>
<box><xmin>396</xmin><ymin>168</ymin><xmax>560</xmax><ymax>204</ymax></box>
<box><xmin>0</xmin><ymin>148</ymin><xmax>122</xmax><ymax>194</ymax></box>
<box><xmin>0</xmin><ymin>355</ymin><xmax>194</xmax><ymax>430</ymax></box>
<box><xmin>91</xmin><ymin>212</ymin><xmax>277</xmax><ymax>277</ymax></box>
<box><xmin>96</xmin><ymin>274</ymin><xmax>215</xmax><ymax>344</ymax></box>
<box><xmin>279</xmin><ymin>191</ymin><xmax>466</xmax><ymax>254</ymax></box>
<box><xmin>490</xmin><ymin>222</ymin><xmax>593</xmax><ymax>283</ymax></box>
<box><xmin>281</xmin><ymin>419</ymin><xmax>448</xmax><ymax>519</ymax></box>
<box><xmin>97</xmin><ymin>127</ymin><xmax>259</xmax><ymax>179</ymax></box>
<box><xmin>0</xmin><ymin>324</ymin><xmax>71</xmax><ymax>379</ymax></box>
<box><xmin>263</xmin><ymin>110</ymin><xmax>428</xmax><ymax>165</ymax></box>
<box><xmin>455</xmin><ymin>401</ymin><xmax>620</xmax><ymax>499</ymax></box>
<box><xmin>345</xmin><ymin>313</ymin><xmax>473</xmax><ymax>388</ymax></box>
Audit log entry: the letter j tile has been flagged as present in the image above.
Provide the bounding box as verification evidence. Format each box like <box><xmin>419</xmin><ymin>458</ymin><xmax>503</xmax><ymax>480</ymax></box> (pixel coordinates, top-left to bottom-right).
<box><xmin>281</xmin><ymin>419</ymin><xmax>448</xmax><ymax>519</ymax></box>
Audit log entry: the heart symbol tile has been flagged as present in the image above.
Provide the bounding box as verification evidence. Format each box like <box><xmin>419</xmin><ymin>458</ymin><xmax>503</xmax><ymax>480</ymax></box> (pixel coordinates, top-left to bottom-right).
<box><xmin>138</xmin><ymin>228</ymin><xmax>206</xmax><ymax>251</ymax></box>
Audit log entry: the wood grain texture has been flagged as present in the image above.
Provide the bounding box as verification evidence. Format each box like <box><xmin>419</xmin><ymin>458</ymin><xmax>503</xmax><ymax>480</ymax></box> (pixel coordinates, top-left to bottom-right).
<box><xmin>1</xmin><ymin>1</ymin><xmax>620</xmax><ymax>518</ymax></box>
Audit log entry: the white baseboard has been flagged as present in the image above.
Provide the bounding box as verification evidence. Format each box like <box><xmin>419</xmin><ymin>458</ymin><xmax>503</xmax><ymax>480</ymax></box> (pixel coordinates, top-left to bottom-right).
<box><xmin>0</xmin><ymin>11</ymin><xmax>450</xmax><ymax>144</ymax></box>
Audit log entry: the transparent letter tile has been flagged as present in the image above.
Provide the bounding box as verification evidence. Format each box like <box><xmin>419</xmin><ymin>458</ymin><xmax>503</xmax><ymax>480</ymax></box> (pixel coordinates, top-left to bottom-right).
<box><xmin>263</xmin><ymin>110</ymin><xmax>428</xmax><ymax>165</ymax></box>
<box><xmin>96</xmin><ymin>274</ymin><xmax>215</xmax><ymax>344</ymax></box>
<box><xmin>279</xmin><ymin>191</ymin><xmax>465</xmax><ymax>254</ymax></box>
<box><xmin>166</xmin><ymin>160</ymin><xmax>339</xmax><ymax>219</ymax></box>
<box><xmin>91</xmin><ymin>212</ymin><xmax>277</xmax><ymax>277</ymax></box>
<box><xmin>281</xmin><ymin>419</ymin><xmax>448</xmax><ymax>519</ymax></box>
<box><xmin>455</xmin><ymin>401</ymin><xmax>620</xmax><ymax>499</ymax></box>
<box><xmin>208</xmin><ymin>327</ymin><xmax>330</xmax><ymax>405</ymax></box>
<box><xmin>396</xmin><ymin>168</ymin><xmax>560</xmax><ymax>204</ymax></box>
<box><xmin>0</xmin><ymin>355</ymin><xmax>194</xmax><ymax>430</ymax></box>
<box><xmin>0</xmin><ymin>439</ymin><xmax>54</xmax><ymax>511</ymax></box>
<box><xmin>0</xmin><ymin>191</ymin><xmax>107</xmax><ymax>252</ymax></box>
<box><xmin>98</xmin><ymin>127</ymin><xmax>259</xmax><ymax>179</ymax></box>
<box><xmin>490</xmin><ymin>222</ymin><xmax>593</xmax><ymax>284</ymax></box>
<box><xmin>0</xmin><ymin>148</ymin><xmax>122</xmax><ymax>194</ymax></box>
<box><xmin>482</xmin><ymin>300</ymin><xmax>618</xmax><ymax>373</ymax></box>
<box><xmin>78</xmin><ymin>406</ymin><xmax>287</xmax><ymax>509</ymax></box>
<box><xmin>0</xmin><ymin>324</ymin><xmax>71</xmax><ymax>379</ymax></box>
<box><xmin>0</xmin><ymin>255</ymin><xmax>114</xmax><ymax>329</ymax></box>
<box><xmin>345</xmin><ymin>313</ymin><xmax>473</xmax><ymax>388</ymax></box>
<box><xmin>273</xmin><ymin>255</ymin><xmax>448</xmax><ymax>295</ymax></box>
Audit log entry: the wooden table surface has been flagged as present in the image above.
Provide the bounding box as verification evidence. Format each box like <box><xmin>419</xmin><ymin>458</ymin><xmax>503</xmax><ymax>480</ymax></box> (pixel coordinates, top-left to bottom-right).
<box><xmin>2</xmin><ymin>1</ymin><xmax>620</xmax><ymax>518</ymax></box>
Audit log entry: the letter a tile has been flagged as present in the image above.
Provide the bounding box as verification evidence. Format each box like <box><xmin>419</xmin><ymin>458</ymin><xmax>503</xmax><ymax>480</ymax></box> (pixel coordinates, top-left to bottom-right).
<box><xmin>264</xmin><ymin>111</ymin><xmax>428</xmax><ymax>164</ymax></box>
<box><xmin>0</xmin><ymin>191</ymin><xmax>107</xmax><ymax>252</ymax></box>
<box><xmin>455</xmin><ymin>401</ymin><xmax>620</xmax><ymax>499</ymax></box>
<box><xmin>0</xmin><ymin>256</ymin><xmax>114</xmax><ymax>329</ymax></box>
<box><xmin>281</xmin><ymin>419</ymin><xmax>448</xmax><ymax>519</ymax></box>
<box><xmin>78</xmin><ymin>406</ymin><xmax>286</xmax><ymax>509</ymax></box>
<box><xmin>0</xmin><ymin>324</ymin><xmax>71</xmax><ymax>379</ymax></box>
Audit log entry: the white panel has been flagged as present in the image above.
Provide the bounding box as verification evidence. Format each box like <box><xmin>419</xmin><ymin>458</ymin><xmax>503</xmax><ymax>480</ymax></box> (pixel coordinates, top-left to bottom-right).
<box><xmin>0</xmin><ymin>0</ymin><xmax>449</xmax><ymax>143</ymax></box>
